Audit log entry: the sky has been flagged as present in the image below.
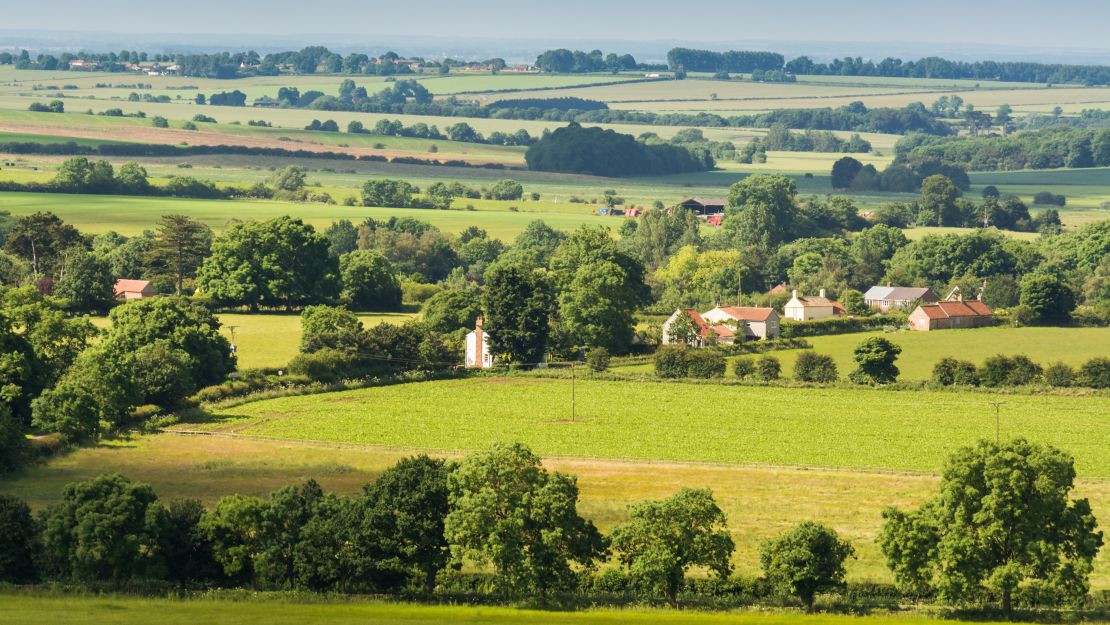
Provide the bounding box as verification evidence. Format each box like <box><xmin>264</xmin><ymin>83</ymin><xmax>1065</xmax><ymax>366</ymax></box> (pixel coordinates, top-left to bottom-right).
<box><xmin>4</xmin><ymin>0</ymin><xmax>1110</xmax><ymax>55</ymax></box>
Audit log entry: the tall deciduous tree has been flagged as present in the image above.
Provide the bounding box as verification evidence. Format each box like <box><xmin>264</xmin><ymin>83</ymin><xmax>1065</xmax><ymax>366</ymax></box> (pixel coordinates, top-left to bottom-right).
<box><xmin>39</xmin><ymin>474</ymin><xmax>167</xmax><ymax>582</ymax></box>
<box><xmin>761</xmin><ymin>521</ymin><xmax>854</xmax><ymax>610</ymax></box>
<box><xmin>444</xmin><ymin>443</ymin><xmax>603</xmax><ymax>597</ymax></box>
<box><xmin>551</xmin><ymin>226</ymin><xmax>648</xmax><ymax>354</ymax></box>
<box><xmin>879</xmin><ymin>439</ymin><xmax>1103</xmax><ymax>612</ymax></box>
<box><xmin>481</xmin><ymin>263</ymin><xmax>553</xmax><ymax>365</ymax></box>
<box><xmin>609</xmin><ymin>488</ymin><xmax>735</xmax><ymax>605</ymax></box>
<box><xmin>339</xmin><ymin>250</ymin><xmax>402</xmax><ymax>311</ymax></box>
<box><xmin>196</xmin><ymin>216</ymin><xmax>339</xmax><ymax>310</ymax></box>
<box><xmin>357</xmin><ymin>455</ymin><xmax>454</xmax><ymax>593</ymax></box>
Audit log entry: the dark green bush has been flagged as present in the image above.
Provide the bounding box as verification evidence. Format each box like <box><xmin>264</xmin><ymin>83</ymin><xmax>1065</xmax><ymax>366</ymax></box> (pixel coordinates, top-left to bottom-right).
<box><xmin>585</xmin><ymin>347</ymin><xmax>611</xmax><ymax>373</ymax></box>
<box><xmin>687</xmin><ymin>349</ymin><xmax>726</xmax><ymax>379</ymax></box>
<box><xmin>793</xmin><ymin>351</ymin><xmax>838</xmax><ymax>382</ymax></box>
<box><xmin>755</xmin><ymin>356</ymin><xmax>781</xmax><ymax>381</ymax></box>
<box><xmin>654</xmin><ymin>345</ymin><xmax>689</xmax><ymax>379</ymax></box>
<box><xmin>1043</xmin><ymin>362</ymin><xmax>1076</xmax><ymax>387</ymax></box>
<box><xmin>932</xmin><ymin>357</ymin><xmax>979</xmax><ymax>386</ymax></box>
<box><xmin>979</xmin><ymin>354</ymin><xmax>1043</xmax><ymax>387</ymax></box>
<box><xmin>733</xmin><ymin>358</ymin><xmax>755</xmax><ymax>379</ymax></box>
<box><xmin>1079</xmin><ymin>357</ymin><xmax>1110</xmax><ymax>388</ymax></box>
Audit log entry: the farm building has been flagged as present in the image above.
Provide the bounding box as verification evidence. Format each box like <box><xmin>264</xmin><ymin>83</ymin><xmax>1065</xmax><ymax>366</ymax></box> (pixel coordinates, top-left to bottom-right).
<box><xmin>671</xmin><ymin>198</ymin><xmax>726</xmax><ymax>219</ymax></box>
<box><xmin>114</xmin><ymin>279</ymin><xmax>157</xmax><ymax>300</ymax></box>
<box><xmin>700</xmin><ymin>306</ymin><xmax>781</xmax><ymax>340</ymax></box>
<box><xmin>465</xmin><ymin>318</ymin><xmax>495</xmax><ymax>369</ymax></box>
<box><xmin>784</xmin><ymin>289</ymin><xmax>843</xmax><ymax>321</ymax></box>
<box><xmin>908</xmin><ymin>290</ymin><xmax>993</xmax><ymax>331</ymax></box>
<box><xmin>863</xmin><ymin>286</ymin><xmax>939</xmax><ymax>312</ymax></box>
<box><xmin>661</xmin><ymin>308</ymin><xmax>734</xmax><ymax>347</ymax></box>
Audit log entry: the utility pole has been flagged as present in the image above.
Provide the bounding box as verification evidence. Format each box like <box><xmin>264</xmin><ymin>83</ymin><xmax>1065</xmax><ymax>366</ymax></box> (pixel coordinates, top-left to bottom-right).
<box><xmin>737</xmin><ymin>270</ymin><xmax>743</xmax><ymax>307</ymax></box>
<box><xmin>226</xmin><ymin>325</ymin><xmax>239</xmax><ymax>355</ymax></box>
<box><xmin>988</xmin><ymin>401</ymin><xmax>1005</xmax><ymax>444</ymax></box>
<box><xmin>570</xmin><ymin>361</ymin><xmax>576</xmax><ymax>423</ymax></box>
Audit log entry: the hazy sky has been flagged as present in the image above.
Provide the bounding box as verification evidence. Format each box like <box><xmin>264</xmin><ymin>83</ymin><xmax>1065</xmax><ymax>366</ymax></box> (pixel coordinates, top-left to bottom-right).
<box><xmin>4</xmin><ymin>0</ymin><xmax>1110</xmax><ymax>50</ymax></box>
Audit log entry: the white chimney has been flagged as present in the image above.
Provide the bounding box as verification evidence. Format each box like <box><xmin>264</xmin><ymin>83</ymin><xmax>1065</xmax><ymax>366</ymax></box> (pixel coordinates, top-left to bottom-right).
<box><xmin>819</xmin><ymin>288</ymin><xmax>827</xmax><ymax>298</ymax></box>
<box><xmin>792</xmin><ymin>289</ymin><xmax>798</xmax><ymax>299</ymax></box>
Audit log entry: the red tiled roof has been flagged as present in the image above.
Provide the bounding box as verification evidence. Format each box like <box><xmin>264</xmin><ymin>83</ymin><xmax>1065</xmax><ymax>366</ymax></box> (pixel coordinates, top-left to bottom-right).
<box><xmin>918</xmin><ymin>300</ymin><xmax>993</xmax><ymax>319</ymax></box>
<box><xmin>716</xmin><ymin>306</ymin><xmax>776</xmax><ymax>322</ymax></box>
<box><xmin>114</xmin><ymin>279</ymin><xmax>154</xmax><ymax>295</ymax></box>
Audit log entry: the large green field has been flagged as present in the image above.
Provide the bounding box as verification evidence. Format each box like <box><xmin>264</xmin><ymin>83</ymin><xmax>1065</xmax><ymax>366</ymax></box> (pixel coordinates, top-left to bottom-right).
<box><xmin>612</xmin><ymin>327</ymin><xmax>1110</xmax><ymax>381</ymax></box>
<box><xmin>192</xmin><ymin>377</ymin><xmax>1110</xmax><ymax>476</ymax></box>
<box><xmin>0</xmin><ymin>592</ymin><xmax>1047</xmax><ymax>625</ymax></box>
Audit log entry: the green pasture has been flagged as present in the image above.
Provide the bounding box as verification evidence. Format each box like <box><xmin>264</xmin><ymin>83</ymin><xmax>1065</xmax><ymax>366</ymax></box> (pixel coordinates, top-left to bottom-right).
<box><xmin>0</xmin><ymin>191</ymin><xmax>619</xmax><ymax>240</ymax></box>
<box><xmin>0</xmin><ymin>592</ymin><xmax>1052</xmax><ymax>625</ymax></box>
<box><xmin>89</xmin><ymin>312</ymin><xmax>417</xmax><ymax>370</ymax></box>
<box><xmin>769</xmin><ymin>326</ymin><xmax>1110</xmax><ymax>380</ymax></box>
<box><xmin>190</xmin><ymin>376</ymin><xmax>1110</xmax><ymax>476</ymax></box>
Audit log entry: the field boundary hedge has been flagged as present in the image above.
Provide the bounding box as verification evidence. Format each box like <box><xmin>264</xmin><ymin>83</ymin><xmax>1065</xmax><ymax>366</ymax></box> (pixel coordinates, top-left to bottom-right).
<box><xmin>780</xmin><ymin>315</ymin><xmax>906</xmax><ymax>338</ymax></box>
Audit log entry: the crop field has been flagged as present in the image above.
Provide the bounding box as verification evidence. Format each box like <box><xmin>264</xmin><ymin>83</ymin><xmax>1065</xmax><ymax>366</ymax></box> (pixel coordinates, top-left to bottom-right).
<box><xmin>0</xmin><ymin>191</ymin><xmax>622</xmax><ymax>240</ymax></box>
<box><xmin>183</xmin><ymin>377</ymin><xmax>1110</xmax><ymax>476</ymax></box>
<box><xmin>0</xmin><ymin>592</ymin><xmax>1050</xmax><ymax>625</ymax></box>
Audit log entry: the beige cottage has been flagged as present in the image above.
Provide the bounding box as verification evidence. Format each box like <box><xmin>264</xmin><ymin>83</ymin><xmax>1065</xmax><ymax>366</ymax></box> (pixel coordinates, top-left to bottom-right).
<box><xmin>700</xmin><ymin>306</ymin><xmax>780</xmax><ymax>340</ymax></box>
<box><xmin>465</xmin><ymin>318</ymin><xmax>495</xmax><ymax>369</ymax></box>
<box><xmin>783</xmin><ymin>289</ymin><xmax>842</xmax><ymax>321</ymax></box>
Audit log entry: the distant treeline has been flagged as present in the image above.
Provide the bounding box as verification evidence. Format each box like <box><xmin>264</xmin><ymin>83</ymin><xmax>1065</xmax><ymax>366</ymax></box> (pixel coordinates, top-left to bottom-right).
<box><xmin>895</xmin><ymin>126</ymin><xmax>1110</xmax><ymax>171</ymax></box>
<box><xmin>8</xmin><ymin>44</ymin><xmax>1110</xmax><ymax>85</ymax></box>
<box><xmin>781</xmin><ymin>55</ymin><xmax>1110</xmax><ymax>86</ymax></box>
<box><xmin>524</xmin><ymin>123</ymin><xmax>714</xmax><ymax>177</ymax></box>
<box><xmin>0</xmin><ymin>141</ymin><xmax>514</xmax><ymax>170</ymax></box>
<box><xmin>532</xmin><ymin>49</ymin><xmax>666</xmax><ymax>73</ymax></box>
<box><xmin>666</xmin><ymin>49</ymin><xmax>786</xmax><ymax>73</ymax></box>
<box><xmin>486</xmin><ymin>97</ymin><xmax>609</xmax><ymax>112</ymax></box>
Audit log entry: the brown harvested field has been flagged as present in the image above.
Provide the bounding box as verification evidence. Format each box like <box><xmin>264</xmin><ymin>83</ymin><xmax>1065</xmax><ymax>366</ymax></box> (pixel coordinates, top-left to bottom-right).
<box><xmin>3</xmin><ymin>432</ymin><xmax>1108</xmax><ymax>585</ymax></box>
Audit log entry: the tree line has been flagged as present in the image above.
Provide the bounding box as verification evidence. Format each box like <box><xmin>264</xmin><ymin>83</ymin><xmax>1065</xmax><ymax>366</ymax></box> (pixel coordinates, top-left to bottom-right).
<box><xmin>524</xmin><ymin>123</ymin><xmax>715</xmax><ymax>177</ymax></box>
<box><xmin>895</xmin><ymin>126</ymin><xmax>1110</xmax><ymax>171</ymax></box>
<box><xmin>0</xmin><ymin>439</ymin><xmax>1101</xmax><ymax>614</ymax></box>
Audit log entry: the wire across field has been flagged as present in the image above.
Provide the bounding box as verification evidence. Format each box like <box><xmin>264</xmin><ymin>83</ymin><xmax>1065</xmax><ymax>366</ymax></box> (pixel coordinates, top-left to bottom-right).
<box><xmin>194</xmin><ymin>377</ymin><xmax>1110</xmax><ymax>477</ymax></box>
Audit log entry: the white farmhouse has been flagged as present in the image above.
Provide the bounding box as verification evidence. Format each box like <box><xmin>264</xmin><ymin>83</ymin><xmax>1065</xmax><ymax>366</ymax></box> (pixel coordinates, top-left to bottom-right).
<box><xmin>464</xmin><ymin>318</ymin><xmax>495</xmax><ymax>369</ymax></box>
<box><xmin>783</xmin><ymin>289</ymin><xmax>841</xmax><ymax>321</ymax></box>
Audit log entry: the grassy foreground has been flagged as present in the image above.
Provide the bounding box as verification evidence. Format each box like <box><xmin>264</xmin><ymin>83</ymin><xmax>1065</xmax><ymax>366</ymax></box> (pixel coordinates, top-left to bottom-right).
<box><xmin>194</xmin><ymin>377</ymin><xmax>1110</xmax><ymax>476</ymax></box>
<box><xmin>0</xmin><ymin>593</ymin><xmax>1034</xmax><ymax>625</ymax></box>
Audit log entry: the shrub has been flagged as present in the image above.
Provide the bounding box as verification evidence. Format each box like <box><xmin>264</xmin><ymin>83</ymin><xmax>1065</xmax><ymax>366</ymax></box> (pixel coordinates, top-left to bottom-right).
<box><xmin>932</xmin><ymin>357</ymin><xmax>979</xmax><ymax>386</ymax></box>
<box><xmin>733</xmin><ymin>358</ymin><xmax>755</xmax><ymax>379</ymax></box>
<box><xmin>654</xmin><ymin>345</ymin><xmax>688</xmax><ymax>379</ymax></box>
<box><xmin>793</xmin><ymin>351</ymin><xmax>838</xmax><ymax>383</ymax></box>
<box><xmin>151</xmin><ymin>116</ymin><xmax>168</xmax><ymax>128</ymax></box>
<box><xmin>687</xmin><ymin>350</ymin><xmax>726</xmax><ymax>379</ymax></box>
<box><xmin>1033</xmin><ymin>191</ymin><xmax>1066</xmax><ymax>207</ymax></box>
<box><xmin>585</xmin><ymin>347</ymin><xmax>610</xmax><ymax>373</ymax></box>
<box><xmin>288</xmin><ymin>347</ymin><xmax>362</xmax><ymax>383</ymax></box>
<box><xmin>1043</xmin><ymin>362</ymin><xmax>1076</xmax><ymax>387</ymax></box>
<box><xmin>849</xmin><ymin>337</ymin><xmax>901</xmax><ymax>384</ymax></box>
<box><xmin>979</xmin><ymin>354</ymin><xmax>1043</xmax><ymax>387</ymax></box>
<box><xmin>755</xmin><ymin>355</ymin><xmax>781</xmax><ymax>381</ymax></box>
<box><xmin>1078</xmin><ymin>357</ymin><xmax>1110</xmax><ymax>388</ymax></box>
